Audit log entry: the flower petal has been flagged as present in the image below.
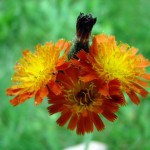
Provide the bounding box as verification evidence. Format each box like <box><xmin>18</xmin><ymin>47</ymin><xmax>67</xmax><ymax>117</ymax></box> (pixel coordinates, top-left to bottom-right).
<box><xmin>35</xmin><ymin>86</ymin><xmax>48</xmax><ymax>105</ymax></box>
<box><xmin>48</xmin><ymin>81</ymin><xmax>62</xmax><ymax>95</ymax></box>
<box><xmin>77</xmin><ymin>115</ymin><xmax>85</xmax><ymax>135</ymax></box>
<box><xmin>102</xmin><ymin>111</ymin><xmax>117</xmax><ymax>121</ymax></box>
<box><xmin>6</xmin><ymin>87</ymin><xmax>22</xmax><ymax>96</ymax></box>
<box><xmin>57</xmin><ymin>111</ymin><xmax>72</xmax><ymax>127</ymax></box>
<box><xmin>68</xmin><ymin>114</ymin><xmax>78</xmax><ymax>130</ymax></box>
<box><xmin>10</xmin><ymin>92</ymin><xmax>34</xmax><ymax>106</ymax></box>
<box><xmin>92</xmin><ymin>112</ymin><xmax>104</xmax><ymax>131</ymax></box>
<box><xmin>127</xmin><ymin>91</ymin><xmax>140</xmax><ymax>105</ymax></box>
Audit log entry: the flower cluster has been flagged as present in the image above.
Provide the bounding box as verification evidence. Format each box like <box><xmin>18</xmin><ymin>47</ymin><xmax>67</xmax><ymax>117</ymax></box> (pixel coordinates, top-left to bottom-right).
<box><xmin>6</xmin><ymin>13</ymin><xmax>150</xmax><ymax>135</ymax></box>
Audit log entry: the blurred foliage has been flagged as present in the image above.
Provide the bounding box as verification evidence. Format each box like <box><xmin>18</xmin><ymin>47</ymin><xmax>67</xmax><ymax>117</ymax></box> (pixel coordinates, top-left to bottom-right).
<box><xmin>0</xmin><ymin>0</ymin><xmax>150</xmax><ymax>150</ymax></box>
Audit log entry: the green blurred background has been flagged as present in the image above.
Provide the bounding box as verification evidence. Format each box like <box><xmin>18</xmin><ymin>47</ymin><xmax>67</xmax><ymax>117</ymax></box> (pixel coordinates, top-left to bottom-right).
<box><xmin>1</xmin><ymin>0</ymin><xmax>150</xmax><ymax>149</ymax></box>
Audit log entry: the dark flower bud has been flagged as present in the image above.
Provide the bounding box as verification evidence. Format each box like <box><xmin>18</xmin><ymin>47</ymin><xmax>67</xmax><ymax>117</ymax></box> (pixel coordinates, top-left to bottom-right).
<box><xmin>68</xmin><ymin>13</ymin><xmax>96</xmax><ymax>59</ymax></box>
<box><xmin>76</xmin><ymin>13</ymin><xmax>97</xmax><ymax>42</ymax></box>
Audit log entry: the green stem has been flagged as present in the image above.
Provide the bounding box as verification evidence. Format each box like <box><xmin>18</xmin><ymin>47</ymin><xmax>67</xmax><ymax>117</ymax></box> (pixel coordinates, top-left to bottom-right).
<box><xmin>84</xmin><ymin>133</ymin><xmax>93</xmax><ymax>150</ymax></box>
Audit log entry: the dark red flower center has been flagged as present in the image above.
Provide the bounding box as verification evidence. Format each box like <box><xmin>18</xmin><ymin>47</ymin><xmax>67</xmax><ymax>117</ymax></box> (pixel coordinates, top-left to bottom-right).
<box><xmin>76</xmin><ymin>89</ymin><xmax>93</xmax><ymax>106</ymax></box>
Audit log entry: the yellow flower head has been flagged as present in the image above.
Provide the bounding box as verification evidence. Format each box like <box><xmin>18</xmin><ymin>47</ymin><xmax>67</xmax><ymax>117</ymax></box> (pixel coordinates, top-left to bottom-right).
<box><xmin>77</xmin><ymin>34</ymin><xmax>150</xmax><ymax>104</ymax></box>
<box><xmin>6</xmin><ymin>39</ymin><xmax>71</xmax><ymax>106</ymax></box>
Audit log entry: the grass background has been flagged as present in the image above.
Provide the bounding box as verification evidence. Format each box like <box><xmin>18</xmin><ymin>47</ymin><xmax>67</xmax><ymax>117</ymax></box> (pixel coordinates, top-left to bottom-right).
<box><xmin>0</xmin><ymin>0</ymin><xmax>150</xmax><ymax>149</ymax></box>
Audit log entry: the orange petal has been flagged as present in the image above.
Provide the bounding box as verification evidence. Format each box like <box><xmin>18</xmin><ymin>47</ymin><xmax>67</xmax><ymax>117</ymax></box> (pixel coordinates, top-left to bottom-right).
<box><xmin>56</xmin><ymin>57</ymin><xmax>66</xmax><ymax>67</ymax></box>
<box><xmin>109</xmin><ymin>79</ymin><xmax>120</xmax><ymax>87</ymax></box>
<box><xmin>103</xmin><ymin>100</ymin><xmax>119</xmax><ymax>112</ymax></box>
<box><xmin>76</xmin><ymin>115</ymin><xmax>85</xmax><ymax>135</ymax></box>
<box><xmin>76</xmin><ymin>50</ymin><xmax>87</xmax><ymax>60</ymax></box>
<box><xmin>130</xmin><ymin>47</ymin><xmax>138</xmax><ymax>55</ymax></box>
<box><xmin>57</xmin><ymin>72</ymin><xmax>73</xmax><ymax>89</ymax></box>
<box><xmin>80</xmin><ymin>72</ymin><xmax>98</xmax><ymax>82</ymax></box>
<box><xmin>98</xmin><ymin>83</ymin><xmax>109</xmax><ymax>96</ymax></box>
<box><xmin>92</xmin><ymin>112</ymin><xmax>104</xmax><ymax>131</ymax></box>
<box><xmin>38</xmin><ymin>86</ymin><xmax>48</xmax><ymax>98</ymax></box>
<box><xmin>132</xmin><ymin>83</ymin><xmax>149</xmax><ymax>98</ymax></box>
<box><xmin>102</xmin><ymin>111</ymin><xmax>117</xmax><ymax>121</ymax></box>
<box><xmin>48</xmin><ymin>94</ymin><xmax>65</xmax><ymax>104</ymax></box>
<box><xmin>10</xmin><ymin>92</ymin><xmax>33</xmax><ymax>106</ymax></box>
<box><xmin>55</xmin><ymin>39</ymin><xmax>66</xmax><ymax>49</ymax></box>
<box><xmin>48</xmin><ymin>81</ymin><xmax>62</xmax><ymax>95</ymax></box>
<box><xmin>90</xmin><ymin>36</ymin><xmax>99</xmax><ymax>56</ymax></box>
<box><xmin>71</xmin><ymin>58</ymin><xmax>80</xmax><ymax>66</ymax></box>
<box><xmin>6</xmin><ymin>88</ymin><xmax>22</xmax><ymax>96</ymax></box>
<box><xmin>35</xmin><ymin>86</ymin><xmax>48</xmax><ymax>105</ymax></box>
<box><xmin>68</xmin><ymin>114</ymin><xmax>78</xmax><ymax>130</ymax></box>
<box><xmin>34</xmin><ymin>95</ymin><xmax>42</xmax><ymax>106</ymax></box>
<box><xmin>141</xmin><ymin>74</ymin><xmax>150</xmax><ymax>80</ymax></box>
<box><xmin>78</xmin><ymin>60</ymin><xmax>93</xmax><ymax>72</ymax></box>
<box><xmin>137</xmin><ymin>57</ymin><xmax>150</xmax><ymax>67</ymax></box>
<box><xmin>111</xmin><ymin>95</ymin><xmax>126</xmax><ymax>106</ymax></box>
<box><xmin>56</xmin><ymin>39</ymin><xmax>71</xmax><ymax>54</ymax></box>
<box><xmin>48</xmin><ymin>104</ymin><xmax>63</xmax><ymax>115</ymax></box>
<box><xmin>109</xmin><ymin>87</ymin><xmax>120</xmax><ymax>95</ymax></box>
<box><xmin>83</xmin><ymin>112</ymin><xmax>94</xmax><ymax>133</ymax></box>
<box><xmin>56</xmin><ymin>61</ymin><xmax>70</xmax><ymax>70</ymax></box>
<box><xmin>64</xmin><ymin>66</ymin><xmax>79</xmax><ymax>85</ymax></box>
<box><xmin>22</xmin><ymin>50</ymin><xmax>30</xmax><ymax>57</ymax></box>
<box><xmin>127</xmin><ymin>91</ymin><xmax>140</xmax><ymax>105</ymax></box>
<box><xmin>57</xmin><ymin>111</ymin><xmax>72</xmax><ymax>127</ymax></box>
<box><xmin>10</xmin><ymin>96</ymin><xmax>22</xmax><ymax>106</ymax></box>
<box><xmin>134</xmin><ymin>78</ymin><xmax>148</xmax><ymax>88</ymax></box>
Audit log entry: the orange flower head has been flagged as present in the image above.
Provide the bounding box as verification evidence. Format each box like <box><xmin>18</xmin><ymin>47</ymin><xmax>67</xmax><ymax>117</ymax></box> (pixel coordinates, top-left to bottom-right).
<box><xmin>48</xmin><ymin>66</ymin><xmax>125</xmax><ymax>135</ymax></box>
<box><xmin>6</xmin><ymin>39</ymin><xmax>71</xmax><ymax>106</ymax></box>
<box><xmin>81</xmin><ymin>34</ymin><xmax>150</xmax><ymax>104</ymax></box>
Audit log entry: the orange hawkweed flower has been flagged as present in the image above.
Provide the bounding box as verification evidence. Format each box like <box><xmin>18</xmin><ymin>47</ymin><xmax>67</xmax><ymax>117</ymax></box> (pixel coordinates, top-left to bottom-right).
<box><xmin>78</xmin><ymin>34</ymin><xmax>150</xmax><ymax>104</ymax></box>
<box><xmin>48</xmin><ymin>66</ymin><xmax>125</xmax><ymax>135</ymax></box>
<box><xmin>6</xmin><ymin>39</ymin><xmax>71</xmax><ymax>106</ymax></box>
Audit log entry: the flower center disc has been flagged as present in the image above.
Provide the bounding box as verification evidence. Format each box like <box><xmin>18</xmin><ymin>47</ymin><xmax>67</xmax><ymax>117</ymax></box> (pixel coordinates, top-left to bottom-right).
<box><xmin>76</xmin><ymin>89</ymin><xmax>93</xmax><ymax>106</ymax></box>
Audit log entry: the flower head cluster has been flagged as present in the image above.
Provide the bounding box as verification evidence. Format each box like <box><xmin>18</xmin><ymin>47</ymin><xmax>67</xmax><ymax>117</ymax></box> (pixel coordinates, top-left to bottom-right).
<box><xmin>6</xmin><ymin>13</ymin><xmax>150</xmax><ymax>135</ymax></box>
